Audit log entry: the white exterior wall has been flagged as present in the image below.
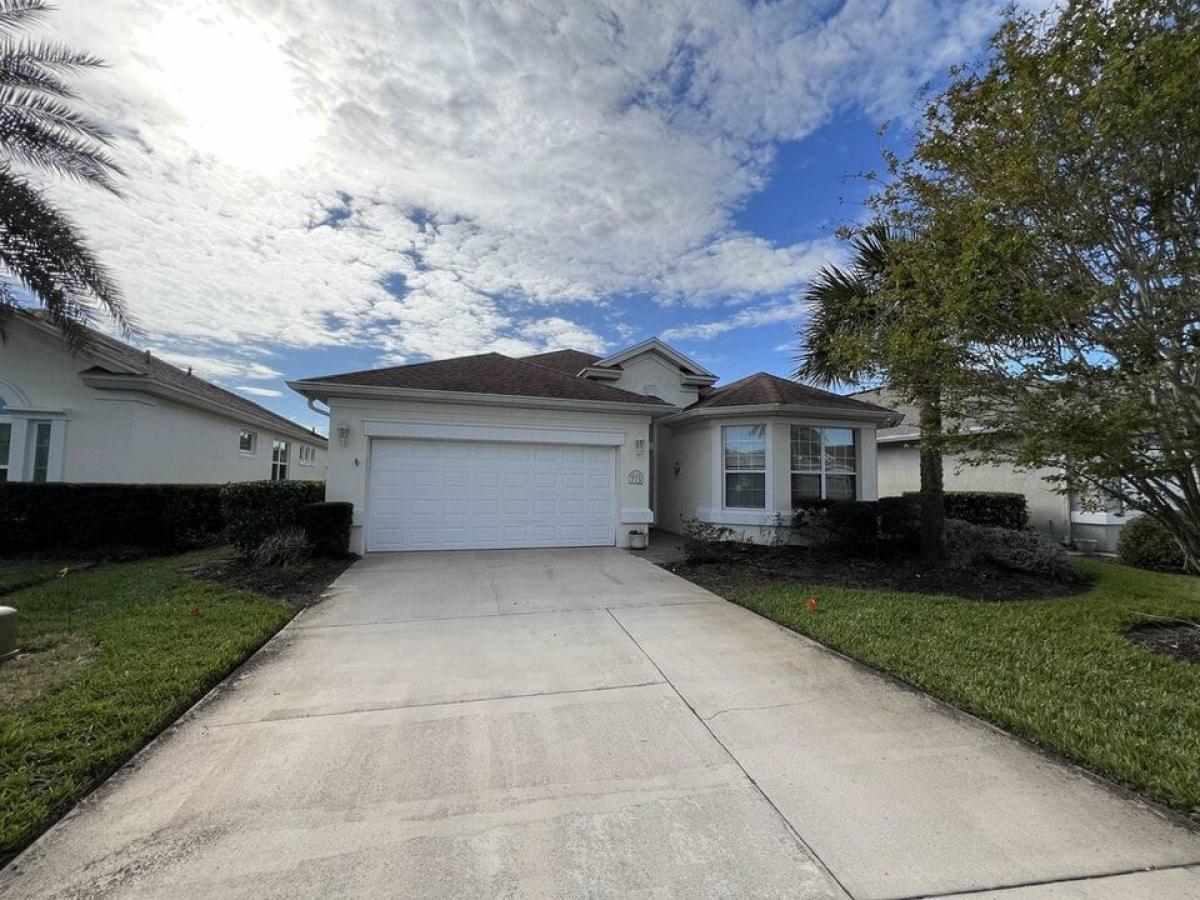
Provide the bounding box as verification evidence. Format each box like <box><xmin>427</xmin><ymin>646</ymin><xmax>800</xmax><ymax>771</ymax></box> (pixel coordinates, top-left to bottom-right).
<box><xmin>658</xmin><ymin>415</ymin><xmax>881</xmax><ymax>542</ymax></box>
<box><xmin>0</xmin><ymin>319</ymin><xmax>326</xmax><ymax>484</ymax></box>
<box><xmin>877</xmin><ymin>443</ymin><xmax>1070</xmax><ymax>542</ymax></box>
<box><xmin>324</xmin><ymin>396</ymin><xmax>653</xmax><ymax>553</ymax></box>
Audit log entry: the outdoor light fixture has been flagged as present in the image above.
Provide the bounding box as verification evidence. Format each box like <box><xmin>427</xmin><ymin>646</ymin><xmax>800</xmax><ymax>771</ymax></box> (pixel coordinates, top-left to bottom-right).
<box><xmin>336</xmin><ymin>424</ymin><xmax>351</xmax><ymax>447</ymax></box>
<box><xmin>634</xmin><ymin>438</ymin><xmax>645</xmax><ymax>456</ymax></box>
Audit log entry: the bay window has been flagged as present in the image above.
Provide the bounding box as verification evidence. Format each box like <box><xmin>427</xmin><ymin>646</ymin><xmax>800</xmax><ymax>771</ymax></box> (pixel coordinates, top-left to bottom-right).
<box><xmin>723</xmin><ymin>424</ymin><xmax>766</xmax><ymax>509</ymax></box>
<box><xmin>790</xmin><ymin>426</ymin><xmax>856</xmax><ymax>503</ymax></box>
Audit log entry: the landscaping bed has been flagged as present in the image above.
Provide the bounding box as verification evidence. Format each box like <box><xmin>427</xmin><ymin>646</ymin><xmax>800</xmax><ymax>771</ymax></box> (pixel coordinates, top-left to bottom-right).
<box><xmin>185</xmin><ymin>555</ymin><xmax>356</xmax><ymax>606</ymax></box>
<box><xmin>676</xmin><ymin>557</ymin><xmax>1200</xmax><ymax>822</ymax></box>
<box><xmin>671</xmin><ymin>542</ymin><xmax>1091</xmax><ymax>602</ymax></box>
<box><xmin>0</xmin><ymin>548</ymin><xmax>349</xmax><ymax>866</ymax></box>
<box><xmin>1128</xmin><ymin>621</ymin><xmax>1200</xmax><ymax>666</ymax></box>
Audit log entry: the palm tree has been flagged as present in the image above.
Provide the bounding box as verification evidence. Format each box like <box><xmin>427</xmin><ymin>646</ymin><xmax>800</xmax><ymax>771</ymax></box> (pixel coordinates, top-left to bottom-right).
<box><xmin>0</xmin><ymin>0</ymin><xmax>125</xmax><ymax>343</ymax></box>
<box><xmin>796</xmin><ymin>223</ymin><xmax>947</xmax><ymax>562</ymax></box>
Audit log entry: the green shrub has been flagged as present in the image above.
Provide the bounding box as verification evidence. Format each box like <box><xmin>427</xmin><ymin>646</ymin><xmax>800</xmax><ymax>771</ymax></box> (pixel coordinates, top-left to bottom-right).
<box><xmin>251</xmin><ymin>528</ymin><xmax>310</xmax><ymax>568</ymax></box>
<box><xmin>945</xmin><ymin>518</ymin><xmax>1075</xmax><ymax>580</ymax></box>
<box><xmin>299</xmin><ymin>501</ymin><xmax>353</xmax><ymax>557</ymax></box>
<box><xmin>817</xmin><ymin>500</ymin><xmax>879</xmax><ymax>556</ymax></box>
<box><xmin>904</xmin><ymin>490</ymin><xmax>1029</xmax><ymax>530</ymax></box>
<box><xmin>1118</xmin><ymin>515</ymin><xmax>1185</xmax><ymax>572</ymax></box>
<box><xmin>220</xmin><ymin>481</ymin><xmax>324</xmax><ymax>555</ymax></box>
<box><xmin>878</xmin><ymin>495</ymin><xmax>920</xmax><ymax>549</ymax></box>
<box><xmin>0</xmin><ymin>483</ymin><xmax>225</xmax><ymax>555</ymax></box>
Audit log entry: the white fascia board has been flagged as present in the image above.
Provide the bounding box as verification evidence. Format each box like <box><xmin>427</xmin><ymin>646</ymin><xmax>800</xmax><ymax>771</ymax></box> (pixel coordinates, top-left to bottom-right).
<box><xmin>363</xmin><ymin>420</ymin><xmax>627</xmax><ymax>446</ymax></box>
<box><xmin>661</xmin><ymin>403</ymin><xmax>895</xmax><ymax>428</ymax></box>
<box><xmin>83</xmin><ymin>372</ymin><xmax>326</xmax><ymax>445</ymax></box>
<box><xmin>594</xmin><ymin>337</ymin><xmax>717</xmax><ymax>378</ymax></box>
<box><xmin>580</xmin><ymin>366</ymin><xmax>622</xmax><ymax>380</ymax></box>
<box><xmin>288</xmin><ymin>380</ymin><xmax>673</xmax><ymax>417</ymax></box>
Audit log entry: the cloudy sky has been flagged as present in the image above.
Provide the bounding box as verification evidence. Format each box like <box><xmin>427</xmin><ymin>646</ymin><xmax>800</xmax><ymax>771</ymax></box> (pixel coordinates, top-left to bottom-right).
<box><xmin>48</xmin><ymin>0</ymin><xmax>1022</xmax><ymax>431</ymax></box>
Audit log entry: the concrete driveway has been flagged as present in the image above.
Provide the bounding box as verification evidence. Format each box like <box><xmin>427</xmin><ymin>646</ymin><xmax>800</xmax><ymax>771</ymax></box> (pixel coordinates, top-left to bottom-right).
<box><xmin>3</xmin><ymin>550</ymin><xmax>1199</xmax><ymax>899</ymax></box>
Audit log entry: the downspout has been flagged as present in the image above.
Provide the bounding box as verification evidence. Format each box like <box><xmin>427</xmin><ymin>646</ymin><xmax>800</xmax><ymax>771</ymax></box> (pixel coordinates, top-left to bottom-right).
<box><xmin>307</xmin><ymin>397</ymin><xmax>330</xmax><ymax>419</ymax></box>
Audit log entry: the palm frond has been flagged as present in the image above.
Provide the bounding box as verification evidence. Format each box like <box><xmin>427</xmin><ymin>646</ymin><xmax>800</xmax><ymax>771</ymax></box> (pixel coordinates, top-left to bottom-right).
<box><xmin>0</xmin><ymin>40</ymin><xmax>104</xmax><ymax>71</ymax></box>
<box><xmin>0</xmin><ymin>1</ymin><xmax>47</xmax><ymax>35</ymax></box>
<box><xmin>0</xmin><ymin>53</ymin><xmax>76</xmax><ymax>96</ymax></box>
<box><xmin>0</xmin><ymin>88</ymin><xmax>122</xmax><ymax>190</ymax></box>
<box><xmin>0</xmin><ymin>168</ymin><xmax>128</xmax><ymax>344</ymax></box>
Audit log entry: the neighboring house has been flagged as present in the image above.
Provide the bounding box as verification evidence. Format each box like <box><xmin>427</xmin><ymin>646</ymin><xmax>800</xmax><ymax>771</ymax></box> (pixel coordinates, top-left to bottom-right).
<box><xmin>289</xmin><ymin>337</ymin><xmax>895</xmax><ymax>554</ymax></box>
<box><xmin>852</xmin><ymin>386</ymin><xmax>1136</xmax><ymax>552</ymax></box>
<box><xmin>0</xmin><ymin>310</ymin><xmax>327</xmax><ymax>485</ymax></box>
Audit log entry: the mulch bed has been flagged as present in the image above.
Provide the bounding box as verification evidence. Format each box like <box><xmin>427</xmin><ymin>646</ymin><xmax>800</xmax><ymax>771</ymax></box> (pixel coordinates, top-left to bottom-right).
<box><xmin>668</xmin><ymin>544</ymin><xmax>1092</xmax><ymax>602</ymax></box>
<box><xmin>1127</xmin><ymin>621</ymin><xmax>1200</xmax><ymax>665</ymax></box>
<box><xmin>186</xmin><ymin>556</ymin><xmax>357</xmax><ymax>607</ymax></box>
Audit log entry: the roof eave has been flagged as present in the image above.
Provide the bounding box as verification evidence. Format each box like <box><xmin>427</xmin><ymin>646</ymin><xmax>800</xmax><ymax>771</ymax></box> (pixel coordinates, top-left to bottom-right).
<box><xmin>593</xmin><ymin>337</ymin><xmax>717</xmax><ymax>379</ymax></box>
<box><xmin>82</xmin><ymin>372</ymin><xmax>327</xmax><ymax>444</ymax></box>
<box><xmin>286</xmin><ymin>380</ymin><xmax>673</xmax><ymax>416</ymax></box>
<box><xmin>660</xmin><ymin>402</ymin><xmax>898</xmax><ymax>428</ymax></box>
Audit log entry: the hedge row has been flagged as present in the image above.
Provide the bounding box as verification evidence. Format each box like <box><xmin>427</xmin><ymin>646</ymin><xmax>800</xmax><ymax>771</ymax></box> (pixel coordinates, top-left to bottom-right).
<box><xmin>0</xmin><ymin>481</ymin><xmax>352</xmax><ymax>559</ymax></box>
<box><xmin>0</xmin><ymin>483</ymin><xmax>225</xmax><ymax>554</ymax></box>
<box><xmin>902</xmin><ymin>490</ymin><xmax>1029</xmax><ymax>531</ymax></box>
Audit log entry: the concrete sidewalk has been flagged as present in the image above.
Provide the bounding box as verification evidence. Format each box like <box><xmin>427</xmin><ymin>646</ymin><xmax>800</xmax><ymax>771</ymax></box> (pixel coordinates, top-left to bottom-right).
<box><xmin>2</xmin><ymin>549</ymin><xmax>1198</xmax><ymax>899</ymax></box>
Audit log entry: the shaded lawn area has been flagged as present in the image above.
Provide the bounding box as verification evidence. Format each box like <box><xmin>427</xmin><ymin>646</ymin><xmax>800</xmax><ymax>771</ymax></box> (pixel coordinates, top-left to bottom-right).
<box><xmin>0</xmin><ymin>551</ymin><xmax>296</xmax><ymax>865</ymax></box>
<box><xmin>0</xmin><ymin>560</ymin><xmax>89</xmax><ymax>597</ymax></box>
<box><xmin>680</xmin><ymin>558</ymin><xmax>1200</xmax><ymax>822</ymax></box>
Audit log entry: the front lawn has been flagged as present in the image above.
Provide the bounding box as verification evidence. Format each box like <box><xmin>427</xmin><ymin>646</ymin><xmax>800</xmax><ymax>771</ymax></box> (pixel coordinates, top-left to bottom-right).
<box><xmin>681</xmin><ymin>558</ymin><xmax>1200</xmax><ymax>821</ymax></box>
<box><xmin>0</xmin><ymin>552</ymin><xmax>297</xmax><ymax>865</ymax></box>
<box><xmin>0</xmin><ymin>560</ymin><xmax>87</xmax><ymax>597</ymax></box>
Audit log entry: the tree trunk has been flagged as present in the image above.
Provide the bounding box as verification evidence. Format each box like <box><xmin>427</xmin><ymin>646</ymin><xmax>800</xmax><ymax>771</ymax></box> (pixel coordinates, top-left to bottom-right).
<box><xmin>917</xmin><ymin>391</ymin><xmax>946</xmax><ymax>564</ymax></box>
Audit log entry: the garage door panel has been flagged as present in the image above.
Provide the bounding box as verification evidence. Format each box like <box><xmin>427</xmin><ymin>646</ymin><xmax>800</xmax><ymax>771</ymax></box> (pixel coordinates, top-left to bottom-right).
<box><xmin>367</xmin><ymin>438</ymin><xmax>617</xmax><ymax>551</ymax></box>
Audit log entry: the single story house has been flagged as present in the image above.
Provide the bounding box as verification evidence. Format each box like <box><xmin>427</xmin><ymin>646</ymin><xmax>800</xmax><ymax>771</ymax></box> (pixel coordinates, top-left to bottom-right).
<box><xmin>289</xmin><ymin>338</ymin><xmax>895</xmax><ymax>554</ymax></box>
<box><xmin>0</xmin><ymin>309</ymin><xmax>327</xmax><ymax>484</ymax></box>
<box><xmin>852</xmin><ymin>386</ymin><xmax>1136</xmax><ymax>552</ymax></box>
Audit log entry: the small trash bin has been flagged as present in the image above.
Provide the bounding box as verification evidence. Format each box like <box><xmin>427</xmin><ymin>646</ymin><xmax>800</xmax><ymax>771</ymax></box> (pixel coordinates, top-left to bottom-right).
<box><xmin>0</xmin><ymin>606</ymin><xmax>17</xmax><ymax>661</ymax></box>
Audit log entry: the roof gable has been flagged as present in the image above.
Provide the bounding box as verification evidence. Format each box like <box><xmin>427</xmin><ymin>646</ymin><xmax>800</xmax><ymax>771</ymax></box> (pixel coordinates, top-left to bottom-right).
<box><xmin>591</xmin><ymin>338</ymin><xmax>716</xmax><ymax>379</ymax></box>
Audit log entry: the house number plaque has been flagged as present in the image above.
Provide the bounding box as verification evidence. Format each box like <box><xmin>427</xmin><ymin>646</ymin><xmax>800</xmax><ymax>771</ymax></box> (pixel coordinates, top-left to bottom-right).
<box><xmin>627</xmin><ymin>470</ymin><xmax>645</xmax><ymax>485</ymax></box>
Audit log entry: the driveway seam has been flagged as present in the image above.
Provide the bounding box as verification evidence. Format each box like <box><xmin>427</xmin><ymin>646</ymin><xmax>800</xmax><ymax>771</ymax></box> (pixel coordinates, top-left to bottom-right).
<box><xmin>205</xmin><ymin>680</ymin><xmax>668</xmax><ymax>729</ymax></box>
<box><xmin>295</xmin><ymin>597</ymin><xmax>717</xmax><ymax>630</ymax></box>
<box><xmin>881</xmin><ymin>861</ymin><xmax>1200</xmax><ymax>900</ymax></box>
<box><xmin>605</xmin><ymin>605</ymin><xmax>857</xmax><ymax>900</ymax></box>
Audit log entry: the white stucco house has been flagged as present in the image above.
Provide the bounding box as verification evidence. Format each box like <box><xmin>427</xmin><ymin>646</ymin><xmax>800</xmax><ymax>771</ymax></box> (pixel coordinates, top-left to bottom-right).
<box><xmin>853</xmin><ymin>386</ymin><xmax>1137</xmax><ymax>552</ymax></box>
<box><xmin>289</xmin><ymin>338</ymin><xmax>895</xmax><ymax>554</ymax></box>
<box><xmin>0</xmin><ymin>310</ymin><xmax>327</xmax><ymax>485</ymax></box>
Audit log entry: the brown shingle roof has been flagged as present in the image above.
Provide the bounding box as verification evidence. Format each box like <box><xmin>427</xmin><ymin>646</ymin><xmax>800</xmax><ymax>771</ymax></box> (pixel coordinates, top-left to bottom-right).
<box><xmin>690</xmin><ymin>372</ymin><xmax>894</xmax><ymax>414</ymax></box>
<box><xmin>16</xmin><ymin>309</ymin><xmax>324</xmax><ymax>443</ymax></box>
<box><xmin>520</xmin><ymin>349</ymin><xmax>601</xmax><ymax>374</ymax></box>
<box><xmin>303</xmin><ymin>352</ymin><xmax>666</xmax><ymax>405</ymax></box>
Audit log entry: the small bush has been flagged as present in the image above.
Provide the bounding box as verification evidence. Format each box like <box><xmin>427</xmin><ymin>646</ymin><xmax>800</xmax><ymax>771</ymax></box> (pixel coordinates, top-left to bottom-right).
<box><xmin>878</xmin><ymin>495</ymin><xmax>921</xmax><ymax>549</ymax></box>
<box><xmin>815</xmin><ymin>500</ymin><xmax>879</xmax><ymax>556</ymax></box>
<box><xmin>220</xmin><ymin>481</ymin><xmax>324</xmax><ymax>555</ymax></box>
<box><xmin>300</xmin><ymin>502</ymin><xmax>353</xmax><ymax>557</ymax></box>
<box><xmin>681</xmin><ymin>517</ymin><xmax>738</xmax><ymax>565</ymax></box>
<box><xmin>1118</xmin><ymin>515</ymin><xmax>1185</xmax><ymax>572</ymax></box>
<box><xmin>0</xmin><ymin>483</ymin><xmax>225</xmax><ymax>555</ymax></box>
<box><xmin>252</xmin><ymin>528</ymin><xmax>311</xmax><ymax>568</ymax></box>
<box><xmin>904</xmin><ymin>491</ymin><xmax>1029</xmax><ymax>530</ymax></box>
<box><xmin>945</xmin><ymin>518</ymin><xmax>1075</xmax><ymax>580</ymax></box>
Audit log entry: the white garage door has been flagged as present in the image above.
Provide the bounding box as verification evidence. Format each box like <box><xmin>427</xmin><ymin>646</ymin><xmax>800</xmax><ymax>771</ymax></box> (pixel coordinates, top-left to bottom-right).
<box><xmin>367</xmin><ymin>439</ymin><xmax>617</xmax><ymax>551</ymax></box>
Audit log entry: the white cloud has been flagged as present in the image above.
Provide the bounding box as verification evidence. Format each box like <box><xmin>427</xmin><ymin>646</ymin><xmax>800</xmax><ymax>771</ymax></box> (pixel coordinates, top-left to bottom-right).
<box><xmin>48</xmin><ymin>0</ymin><xmax>1005</xmax><ymax>373</ymax></box>
<box><xmin>236</xmin><ymin>385</ymin><xmax>283</xmax><ymax>397</ymax></box>
<box><xmin>151</xmin><ymin>349</ymin><xmax>283</xmax><ymax>381</ymax></box>
<box><xmin>662</xmin><ymin>297</ymin><xmax>811</xmax><ymax>341</ymax></box>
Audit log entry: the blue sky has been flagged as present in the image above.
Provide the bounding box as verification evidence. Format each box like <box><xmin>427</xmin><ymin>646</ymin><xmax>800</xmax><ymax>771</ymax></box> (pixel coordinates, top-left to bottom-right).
<box><xmin>48</xmin><ymin>1</ymin><xmax>1019</xmax><ymax>433</ymax></box>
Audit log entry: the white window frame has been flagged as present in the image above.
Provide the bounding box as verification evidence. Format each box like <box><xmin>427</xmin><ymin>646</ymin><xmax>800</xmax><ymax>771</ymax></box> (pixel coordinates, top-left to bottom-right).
<box><xmin>271</xmin><ymin>439</ymin><xmax>289</xmax><ymax>481</ymax></box>
<box><xmin>789</xmin><ymin>425</ymin><xmax>857</xmax><ymax>504</ymax></box>
<box><xmin>722</xmin><ymin>423</ymin><xmax>768</xmax><ymax>510</ymax></box>
<box><xmin>239</xmin><ymin>429</ymin><xmax>257</xmax><ymax>456</ymax></box>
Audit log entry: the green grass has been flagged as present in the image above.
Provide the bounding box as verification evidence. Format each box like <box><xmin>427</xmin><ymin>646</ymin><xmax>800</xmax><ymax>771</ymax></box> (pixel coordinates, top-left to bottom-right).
<box><xmin>686</xmin><ymin>559</ymin><xmax>1200</xmax><ymax>821</ymax></box>
<box><xmin>0</xmin><ymin>559</ymin><xmax>84</xmax><ymax>596</ymax></box>
<box><xmin>0</xmin><ymin>551</ymin><xmax>295</xmax><ymax>864</ymax></box>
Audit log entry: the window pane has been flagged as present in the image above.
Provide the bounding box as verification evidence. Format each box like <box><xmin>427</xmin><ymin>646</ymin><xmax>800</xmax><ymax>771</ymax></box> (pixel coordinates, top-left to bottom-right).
<box><xmin>240</xmin><ymin>430</ymin><xmax>254</xmax><ymax>452</ymax></box>
<box><xmin>823</xmin><ymin>428</ymin><xmax>856</xmax><ymax>476</ymax></box>
<box><xmin>725</xmin><ymin>472</ymin><xmax>766</xmax><ymax>509</ymax></box>
<box><xmin>723</xmin><ymin>425</ymin><xmax>766</xmax><ymax>471</ymax></box>
<box><xmin>0</xmin><ymin>422</ymin><xmax>9</xmax><ymax>467</ymax></box>
<box><xmin>790</xmin><ymin>425</ymin><xmax>821</xmax><ymax>472</ymax></box>
<box><xmin>826</xmin><ymin>474</ymin><xmax>856</xmax><ymax>500</ymax></box>
<box><xmin>790</xmin><ymin>473</ymin><xmax>822</xmax><ymax>505</ymax></box>
<box><xmin>32</xmin><ymin>422</ymin><xmax>51</xmax><ymax>482</ymax></box>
